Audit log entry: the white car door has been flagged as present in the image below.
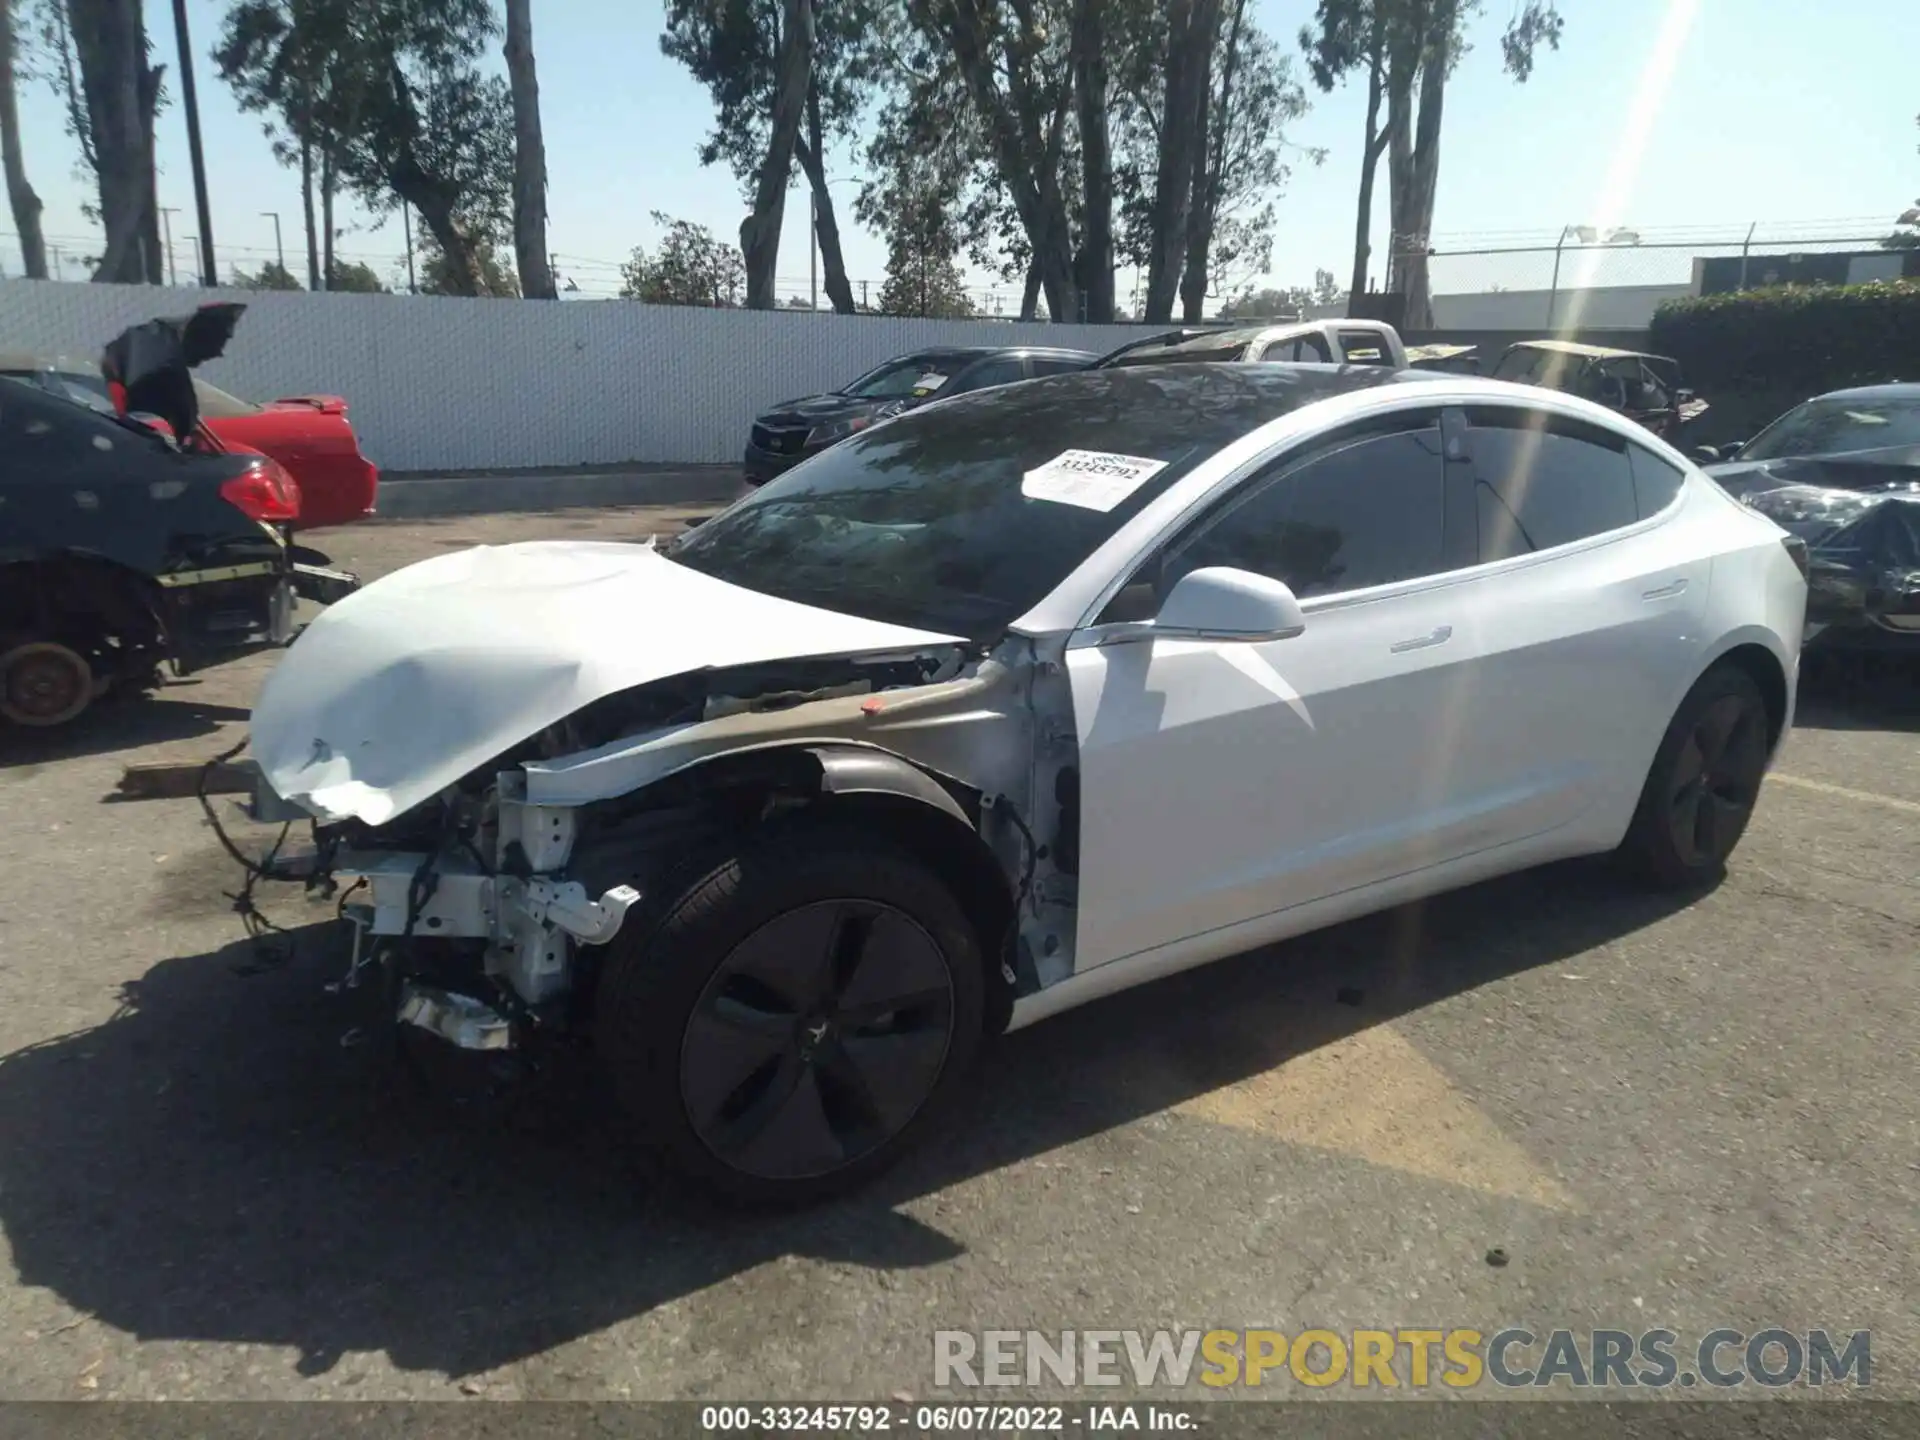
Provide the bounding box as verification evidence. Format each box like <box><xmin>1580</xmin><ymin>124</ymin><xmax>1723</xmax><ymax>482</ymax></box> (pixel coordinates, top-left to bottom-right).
<box><xmin>1433</xmin><ymin>403</ymin><xmax>1713</xmax><ymax>851</ymax></box>
<box><xmin>1066</xmin><ymin>410</ymin><xmax>1485</xmax><ymax>973</ymax></box>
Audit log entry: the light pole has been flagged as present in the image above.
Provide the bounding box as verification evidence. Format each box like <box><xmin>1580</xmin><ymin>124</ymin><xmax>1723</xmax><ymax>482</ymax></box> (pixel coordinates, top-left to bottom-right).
<box><xmin>261</xmin><ymin>212</ymin><xmax>284</xmax><ymax>275</ymax></box>
<box><xmin>170</xmin><ymin>0</ymin><xmax>217</xmax><ymax>286</ymax></box>
<box><xmin>159</xmin><ymin>207</ymin><xmax>179</xmax><ymax>286</ymax></box>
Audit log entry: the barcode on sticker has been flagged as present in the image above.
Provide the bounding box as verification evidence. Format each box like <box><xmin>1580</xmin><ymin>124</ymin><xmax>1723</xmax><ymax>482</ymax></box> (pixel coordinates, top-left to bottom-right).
<box><xmin>1021</xmin><ymin>450</ymin><xmax>1170</xmax><ymax>512</ymax></box>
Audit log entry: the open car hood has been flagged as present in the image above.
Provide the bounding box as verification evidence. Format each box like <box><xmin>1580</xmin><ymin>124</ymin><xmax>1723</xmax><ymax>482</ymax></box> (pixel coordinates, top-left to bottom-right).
<box><xmin>248</xmin><ymin>540</ymin><xmax>966</xmax><ymax>826</ymax></box>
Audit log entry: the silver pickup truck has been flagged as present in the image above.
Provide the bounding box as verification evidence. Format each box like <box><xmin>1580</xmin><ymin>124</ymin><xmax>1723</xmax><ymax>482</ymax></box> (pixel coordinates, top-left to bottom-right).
<box><xmin>1093</xmin><ymin>318</ymin><xmax>1409</xmax><ymax>370</ymax></box>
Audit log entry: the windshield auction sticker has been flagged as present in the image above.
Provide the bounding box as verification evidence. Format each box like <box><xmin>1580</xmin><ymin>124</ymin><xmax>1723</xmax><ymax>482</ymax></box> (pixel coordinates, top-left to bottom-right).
<box><xmin>1022</xmin><ymin>450</ymin><xmax>1171</xmax><ymax>512</ymax></box>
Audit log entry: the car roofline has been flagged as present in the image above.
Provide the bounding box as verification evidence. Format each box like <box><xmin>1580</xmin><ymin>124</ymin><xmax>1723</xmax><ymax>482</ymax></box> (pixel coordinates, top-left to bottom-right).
<box><xmin>1010</xmin><ymin>373</ymin><xmax>1693</xmax><ymax>638</ymax></box>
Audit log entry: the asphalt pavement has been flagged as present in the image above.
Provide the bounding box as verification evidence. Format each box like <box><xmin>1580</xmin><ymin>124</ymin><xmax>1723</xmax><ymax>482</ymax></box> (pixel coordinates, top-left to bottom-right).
<box><xmin>0</xmin><ymin>507</ymin><xmax>1914</xmax><ymax>1414</ymax></box>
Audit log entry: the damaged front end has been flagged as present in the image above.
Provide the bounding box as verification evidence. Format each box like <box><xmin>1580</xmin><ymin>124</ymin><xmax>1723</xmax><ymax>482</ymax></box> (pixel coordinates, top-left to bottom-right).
<box><xmin>249</xmin><ymin>630</ymin><xmax>1077</xmax><ymax>1061</ymax></box>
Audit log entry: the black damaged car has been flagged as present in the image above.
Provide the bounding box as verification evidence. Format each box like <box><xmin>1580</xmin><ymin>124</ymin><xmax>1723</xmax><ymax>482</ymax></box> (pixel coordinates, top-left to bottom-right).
<box><xmin>742</xmin><ymin>344</ymin><xmax>1098</xmax><ymax>486</ymax></box>
<box><xmin>0</xmin><ymin>304</ymin><xmax>356</xmax><ymax>730</ymax></box>
<box><xmin>1701</xmin><ymin>384</ymin><xmax>1920</xmax><ymax>662</ymax></box>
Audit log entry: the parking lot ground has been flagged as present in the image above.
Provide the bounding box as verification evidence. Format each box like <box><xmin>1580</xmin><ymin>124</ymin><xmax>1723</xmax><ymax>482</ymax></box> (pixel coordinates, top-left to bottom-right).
<box><xmin>0</xmin><ymin>507</ymin><xmax>1915</xmax><ymax>1404</ymax></box>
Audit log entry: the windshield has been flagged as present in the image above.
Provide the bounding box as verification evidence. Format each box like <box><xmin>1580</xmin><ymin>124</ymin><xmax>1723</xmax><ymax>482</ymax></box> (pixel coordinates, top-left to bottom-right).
<box><xmin>1739</xmin><ymin>395</ymin><xmax>1920</xmax><ymax>462</ymax></box>
<box><xmin>668</xmin><ymin>364</ymin><xmax>1416</xmax><ymax>638</ymax></box>
<box><xmin>841</xmin><ymin>354</ymin><xmax>968</xmax><ymax>399</ymax></box>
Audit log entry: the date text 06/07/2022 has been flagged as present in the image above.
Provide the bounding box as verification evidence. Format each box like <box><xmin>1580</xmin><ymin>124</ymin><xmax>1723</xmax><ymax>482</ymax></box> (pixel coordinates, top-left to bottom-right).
<box><xmin>698</xmin><ymin>1403</ymin><xmax>1197</xmax><ymax>1432</ymax></box>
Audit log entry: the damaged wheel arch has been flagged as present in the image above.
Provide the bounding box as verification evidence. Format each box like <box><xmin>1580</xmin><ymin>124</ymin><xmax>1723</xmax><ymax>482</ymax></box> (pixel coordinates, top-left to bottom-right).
<box><xmin>603</xmin><ymin>741</ymin><xmax>1020</xmax><ymax>1036</ymax></box>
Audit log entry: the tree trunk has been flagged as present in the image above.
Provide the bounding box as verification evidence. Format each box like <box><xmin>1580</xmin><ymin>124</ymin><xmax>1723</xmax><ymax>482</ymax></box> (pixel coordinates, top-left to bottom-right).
<box><xmin>1180</xmin><ymin>0</ymin><xmax>1244</xmax><ymax>322</ymax></box>
<box><xmin>503</xmin><ymin>0</ymin><xmax>554</xmax><ymax>299</ymax></box>
<box><xmin>402</xmin><ymin>187</ymin><xmax>482</xmax><ymax>297</ymax></box>
<box><xmin>300</xmin><ymin>134</ymin><xmax>319</xmax><ymax>289</ymax></box>
<box><xmin>923</xmin><ymin>0</ymin><xmax>1075</xmax><ymax>321</ymax></box>
<box><xmin>740</xmin><ymin>0</ymin><xmax>812</xmax><ymax>310</ymax></box>
<box><xmin>67</xmin><ymin>0</ymin><xmax>163</xmax><ymax>284</ymax></box>
<box><xmin>1020</xmin><ymin>257</ymin><xmax>1041</xmax><ymax>321</ymax></box>
<box><xmin>319</xmin><ymin>143</ymin><xmax>334</xmax><ymax>289</ymax></box>
<box><xmin>795</xmin><ymin>92</ymin><xmax>854</xmax><ymax>314</ymax></box>
<box><xmin>1070</xmin><ymin>0</ymin><xmax>1112</xmax><ymax>323</ymax></box>
<box><xmin>1396</xmin><ymin>41</ymin><xmax>1447</xmax><ymax>330</ymax></box>
<box><xmin>0</xmin><ymin>0</ymin><xmax>48</xmax><ymax>278</ymax></box>
<box><xmin>1347</xmin><ymin>31</ymin><xmax>1388</xmax><ymax>304</ymax></box>
<box><xmin>1143</xmin><ymin>0</ymin><xmax>1223</xmax><ymax>323</ymax></box>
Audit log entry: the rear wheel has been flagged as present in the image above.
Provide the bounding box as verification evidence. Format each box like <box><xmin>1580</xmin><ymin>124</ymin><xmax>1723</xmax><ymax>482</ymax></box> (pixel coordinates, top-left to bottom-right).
<box><xmin>593</xmin><ymin>819</ymin><xmax>987</xmax><ymax>1206</ymax></box>
<box><xmin>0</xmin><ymin>640</ymin><xmax>96</xmax><ymax>728</ymax></box>
<box><xmin>1618</xmin><ymin>664</ymin><xmax>1773</xmax><ymax>888</ymax></box>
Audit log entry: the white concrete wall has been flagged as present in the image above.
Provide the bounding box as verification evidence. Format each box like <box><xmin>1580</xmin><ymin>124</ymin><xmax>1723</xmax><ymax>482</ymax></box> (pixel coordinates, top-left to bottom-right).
<box><xmin>0</xmin><ymin>280</ymin><xmax>1167</xmax><ymax>472</ymax></box>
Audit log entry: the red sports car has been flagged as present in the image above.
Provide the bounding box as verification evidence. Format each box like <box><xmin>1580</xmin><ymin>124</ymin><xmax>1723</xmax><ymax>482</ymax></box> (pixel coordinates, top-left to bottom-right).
<box><xmin>2</xmin><ymin>323</ymin><xmax>379</xmax><ymax>531</ymax></box>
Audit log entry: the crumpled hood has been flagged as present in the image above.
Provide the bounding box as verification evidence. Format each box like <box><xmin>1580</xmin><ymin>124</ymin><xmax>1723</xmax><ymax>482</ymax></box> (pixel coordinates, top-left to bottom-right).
<box><xmin>249</xmin><ymin>540</ymin><xmax>964</xmax><ymax>826</ymax></box>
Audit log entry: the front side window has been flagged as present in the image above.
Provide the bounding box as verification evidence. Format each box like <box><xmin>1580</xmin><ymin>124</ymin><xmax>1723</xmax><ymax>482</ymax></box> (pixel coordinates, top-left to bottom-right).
<box><xmin>841</xmin><ymin>355</ymin><xmax>962</xmax><ymax>400</ymax></box>
<box><xmin>1738</xmin><ymin>394</ymin><xmax>1920</xmax><ymax>461</ymax></box>
<box><xmin>1140</xmin><ymin>420</ymin><xmax>1448</xmax><ymax>608</ymax></box>
<box><xmin>1467</xmin><ymin>406</ymin><xmax>1638</xmax><ymax>560</ymax></box>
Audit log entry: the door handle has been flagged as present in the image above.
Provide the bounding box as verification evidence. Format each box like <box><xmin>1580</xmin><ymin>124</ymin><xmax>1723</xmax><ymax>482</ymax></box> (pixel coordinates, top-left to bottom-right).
<box><xmin>1390</xmin><ymin>625</ymin><xmax>1453</xmax><ymax>654</ymax></box>
<box><xmin>1642</xmin><ymin>578</ymin><xmax>1689</xmax><ymax>600</ymax></box>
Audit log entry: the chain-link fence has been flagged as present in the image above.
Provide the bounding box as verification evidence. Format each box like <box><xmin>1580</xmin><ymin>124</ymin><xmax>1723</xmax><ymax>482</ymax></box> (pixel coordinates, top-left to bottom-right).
<box><xmin>1399</xmin><ymin>219</ymin><xmax>1917</xmax><ymax>331</ymax></box>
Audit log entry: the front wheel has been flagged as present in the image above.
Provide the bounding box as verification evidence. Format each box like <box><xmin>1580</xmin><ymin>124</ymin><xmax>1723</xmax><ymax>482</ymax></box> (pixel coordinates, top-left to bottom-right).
<box><xmin>1617</xmin><ymin>664</ymin><xmax>1773</xmax><ymax>889</ymax></box>
<box><xmin>592</xmin><ymin>820</ymin><xmax>987</xmax><ymax>1206</ymax></box>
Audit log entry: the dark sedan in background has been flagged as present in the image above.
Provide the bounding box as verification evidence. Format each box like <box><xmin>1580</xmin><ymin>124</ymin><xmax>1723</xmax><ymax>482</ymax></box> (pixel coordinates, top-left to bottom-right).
<box><xmin>1702</xmin><ymin>384</ymin><xmax>1920</xmax><ymax>662</ymax></box>
<box><xmin>743</xmin><ymin>344</ymin><xmax>1098</xmax><ymax>485</ymax></box>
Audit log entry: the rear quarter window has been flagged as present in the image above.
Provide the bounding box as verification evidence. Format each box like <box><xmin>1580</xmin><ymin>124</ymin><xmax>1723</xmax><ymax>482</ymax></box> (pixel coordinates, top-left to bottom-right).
<box><xmin>1627</xmin><ymin>446</ymin><xmax>1687</xmax><ymax>518</ymax></box>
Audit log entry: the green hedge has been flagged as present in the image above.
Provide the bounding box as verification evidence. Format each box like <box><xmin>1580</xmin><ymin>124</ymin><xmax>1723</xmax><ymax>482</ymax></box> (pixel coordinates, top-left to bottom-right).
<box><xmin>1649</xmin><ymin>279</ymin><xmax>1920</xmax><ymax>400</ymax></box>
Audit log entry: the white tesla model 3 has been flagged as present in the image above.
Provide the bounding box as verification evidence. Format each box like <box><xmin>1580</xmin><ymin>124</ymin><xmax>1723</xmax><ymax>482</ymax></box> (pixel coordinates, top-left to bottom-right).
<box><xmin>246</xmin><ymin>363</ymin><xmax>1809</xmax><ymax>1203</ymax></box>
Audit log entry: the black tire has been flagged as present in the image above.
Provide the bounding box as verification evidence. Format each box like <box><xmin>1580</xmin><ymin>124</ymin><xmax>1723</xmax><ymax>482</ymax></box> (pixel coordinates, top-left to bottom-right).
<box><xmin>592</xmin><ymin>818</ymin><xmax>987</xmax><ymax>1207</ymax></box>
<box><xmin>1617</xmin><ymin>663</ymin><xmax>1773</xmax><ymax>889</ymax></box>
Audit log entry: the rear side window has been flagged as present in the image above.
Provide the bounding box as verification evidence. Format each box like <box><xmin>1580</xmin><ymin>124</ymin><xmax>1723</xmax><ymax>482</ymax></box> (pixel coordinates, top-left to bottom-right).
<box><xmin>1029</xmin><ymin>355</ymin><xmax>1090</xmax><ymax>377</ymax></box>
<box><xmin>1261</xmin><ymin>335</ymin><xmax>1333</xmax><ymax>363</ymax></box>
<box><xmin>1157</xmin><ymin>421</ymin><xmax>1448</xmax><ymax>601</ymax></box>
<box><xmin>1466</xmin><ymin>407</ymin><xmax>1637</xmax><ymax>559</ymax></box>
<box><xmin>1627</xmin><ymin>446</ymin><xmax>1687</xmax><ymax>517</ymax></box>
<box><xmin>1337</xmin><ymin>331</ymin><xmax>1392</xmax><ymax>365</ymax></box>
<box><xmin>951</xmin><ymin>357</ymin><xmax>1028</xmax><ymax>393</ymax></box>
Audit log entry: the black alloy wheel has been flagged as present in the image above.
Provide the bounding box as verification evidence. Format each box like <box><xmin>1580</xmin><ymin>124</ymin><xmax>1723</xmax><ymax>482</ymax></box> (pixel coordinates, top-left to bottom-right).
<box><xmin>680</xmin><ymin>900</ymin><xmax>956</xmax><ymax>1182</ymax></box>
<box><xmin>593</xmin><ymin>820</ymin><xmax>989</xmax><ymax>1205</ymax></box>
<box><xmin>1663</xmin><ymin>692</ymin><xmax>1770</xmax><ymax>870</ymax></box>
<box><xmin>1620</xmin><ymin>663</ymin><xmax>1773</xmax><ymax>888</ymax></box>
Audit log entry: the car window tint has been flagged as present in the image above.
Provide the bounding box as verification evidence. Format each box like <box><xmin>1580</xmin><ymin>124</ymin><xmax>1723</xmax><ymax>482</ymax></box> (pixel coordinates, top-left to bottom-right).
<box><xmin>1029</xmin><ymin>356</ymin><xmax>1089</xmax><ymax>377</ymax></box>
<box><xmin>1162</xmin><ymin>423</ymin><xmax>1448</xmax><ymax>601</ymax></box>
<box><xmin>952</xmin><ymin>357</ymin><xmax>1027</xmax><ymax>393</ymax></box>
<box><xmin>1627</xmin><ymin>446</ymin><xmax>1687</xmax><ymax>518</ymax></box>
<box><xmin>1466</xmin><ymin>406</ymin><xmax>1637</xmax><ymax>559</ymax></box>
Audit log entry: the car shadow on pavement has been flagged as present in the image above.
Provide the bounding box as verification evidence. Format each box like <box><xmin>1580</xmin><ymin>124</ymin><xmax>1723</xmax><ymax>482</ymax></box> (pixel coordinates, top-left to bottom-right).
<box><xmin>1791</xmin><ymin>658</ymin><xmax>1920</xmax><ymax>733</ymax></box>
<box><xmin>0</xmin><ymin>693</ymin><xmax>250</xmax><ymax>769</ymax></box>
<box><xmin>0</xmin><ymin>857</ymin><xmax>1695</xmax><ymax>1381</ymax></box>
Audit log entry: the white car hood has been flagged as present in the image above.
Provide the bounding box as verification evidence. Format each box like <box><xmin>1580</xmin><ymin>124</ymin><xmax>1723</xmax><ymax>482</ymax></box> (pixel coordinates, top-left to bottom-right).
<box><xmin>249</xmin><ymin>540</ymin><xmax>964</xmax><ymax>825</ymax></box>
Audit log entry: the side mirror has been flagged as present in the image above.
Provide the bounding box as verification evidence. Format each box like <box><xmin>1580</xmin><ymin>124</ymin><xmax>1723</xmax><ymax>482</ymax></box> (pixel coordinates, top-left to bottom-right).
<box><xmin>1109</xmin><ymin>566</ymin><xmax>1306</xmax><ymax>644</ymax></box>
<box><xmin>1691</xmin><ymin>445</ymin><xmax>1723</xmax><ymax>464</ymax></box>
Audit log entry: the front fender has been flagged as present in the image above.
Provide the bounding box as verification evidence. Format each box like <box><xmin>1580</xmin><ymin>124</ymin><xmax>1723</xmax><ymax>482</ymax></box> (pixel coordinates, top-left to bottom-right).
<box><xmin>807</xmin><ymin>744</ymin><xmax>974</xmax><ymax>828</ymax></box>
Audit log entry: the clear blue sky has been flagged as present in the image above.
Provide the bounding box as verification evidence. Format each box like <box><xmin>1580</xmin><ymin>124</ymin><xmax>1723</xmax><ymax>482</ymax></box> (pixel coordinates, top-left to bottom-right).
<box><xmin>7</xmin><ymin>0</ymin><xmax>1915</xmax><ymax>306</ymax></box>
